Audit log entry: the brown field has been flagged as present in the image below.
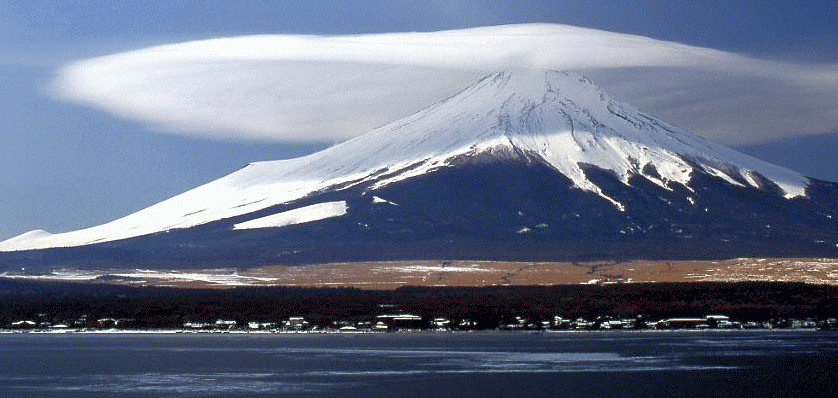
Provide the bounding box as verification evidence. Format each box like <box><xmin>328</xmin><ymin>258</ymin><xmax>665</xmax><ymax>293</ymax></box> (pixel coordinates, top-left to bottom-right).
<box><xmin>6</xmin><ymin>258</ymin><xmax>838</xmax><ymax>289</ymax></box>
<box><xmin>245</xmin><ymin>258</ymin><xmax>838</xmax><ymax>289</ymax></box>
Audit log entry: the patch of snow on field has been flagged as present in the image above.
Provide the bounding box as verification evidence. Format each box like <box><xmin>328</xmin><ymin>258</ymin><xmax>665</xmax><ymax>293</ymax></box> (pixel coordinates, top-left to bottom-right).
<box><xmin>110</xmin><ymin>270</ymin><xmax>278</xmax><ymax>285</ymax></box>
<box><xmin>0</xmin><ymin>269</ymin><xmax>279</xmax><ymax>286</ymax></box>
<box><xmin>400</xmin><ymin>265</ymin><xmax>496</xmax><ymax>273</ymax></box>
<box><xmin>0</xmin><ymin>269</ymin><xmax>100</xmax><ymax>281</ymax></box>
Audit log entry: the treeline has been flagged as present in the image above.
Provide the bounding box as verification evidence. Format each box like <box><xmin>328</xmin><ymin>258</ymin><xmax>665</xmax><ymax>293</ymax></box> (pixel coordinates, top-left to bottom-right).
<box><xmin>1</xmin><ymin>279</ymin><xmax>838</xmax><ymax>329</ymax></box>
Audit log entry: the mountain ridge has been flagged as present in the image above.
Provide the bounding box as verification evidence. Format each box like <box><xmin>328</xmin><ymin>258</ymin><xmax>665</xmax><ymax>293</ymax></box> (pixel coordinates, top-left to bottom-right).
<box><xmin>1</xmin><ymin>70</ymin><xmax>835</xmax><ymax>265</ymax></box>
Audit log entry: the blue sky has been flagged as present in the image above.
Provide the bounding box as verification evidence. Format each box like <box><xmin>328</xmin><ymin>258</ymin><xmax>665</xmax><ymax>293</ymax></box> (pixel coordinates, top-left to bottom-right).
<box><xmin>5</xmin><ymin>1</ymin><xmax>837</xmax><ymax>62</ymax></box>
<box><xmin>1</xmin><ymin>1</ymin><xmax>837</xmax><ymax>240</ymax></box>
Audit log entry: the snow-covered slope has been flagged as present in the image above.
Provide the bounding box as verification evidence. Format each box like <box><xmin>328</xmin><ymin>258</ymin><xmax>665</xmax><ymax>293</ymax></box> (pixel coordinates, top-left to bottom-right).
<box><xmin>0</xmin><ymin>70</ymin><xmax>811</xmax><ymax>252</ymax></box>
<box><xmin>232</xmin><ymin>201</ymin><xmax>348</xmax><ymax>230</ymax></box>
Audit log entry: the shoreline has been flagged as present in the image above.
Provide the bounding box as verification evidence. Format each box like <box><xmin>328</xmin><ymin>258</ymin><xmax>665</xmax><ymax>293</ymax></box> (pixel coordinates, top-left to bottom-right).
<box><xmin>0</xmin><ymin>327</ymin><xmax>828</xmax><ymax>335</ymax></box>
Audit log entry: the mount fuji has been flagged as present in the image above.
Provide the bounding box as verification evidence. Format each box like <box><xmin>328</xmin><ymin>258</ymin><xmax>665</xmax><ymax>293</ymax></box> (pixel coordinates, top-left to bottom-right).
<box><xmin>2</xmin><ymin>70</ymin><xmax>837</xmax><ymax>270</ymax></box>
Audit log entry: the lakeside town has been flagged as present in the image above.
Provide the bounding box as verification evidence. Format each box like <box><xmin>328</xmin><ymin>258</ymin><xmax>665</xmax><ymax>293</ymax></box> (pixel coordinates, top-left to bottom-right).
<box><xmin>4</xmin><ymin>279</ymin><xmax>838</xmax><ymax>334</ymax></box>
<box><xmin>5</xmin><ymin>310</ymin><xmax>838</xmax><ymax>334</ymax></box>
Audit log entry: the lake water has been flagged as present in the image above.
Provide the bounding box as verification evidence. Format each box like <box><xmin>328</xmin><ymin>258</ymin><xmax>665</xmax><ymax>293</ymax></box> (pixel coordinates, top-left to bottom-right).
<box><xmin>1</xmin><ymin>331</ymin><xmax>836</xmax><ymax>397</ymax></box>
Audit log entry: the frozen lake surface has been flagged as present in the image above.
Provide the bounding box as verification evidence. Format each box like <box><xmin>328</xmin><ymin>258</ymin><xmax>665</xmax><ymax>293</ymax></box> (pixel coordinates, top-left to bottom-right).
<box><xmin>1</xmin><ymin>331</ymin><xmax>837</xmax><ymax>397</ymax></box>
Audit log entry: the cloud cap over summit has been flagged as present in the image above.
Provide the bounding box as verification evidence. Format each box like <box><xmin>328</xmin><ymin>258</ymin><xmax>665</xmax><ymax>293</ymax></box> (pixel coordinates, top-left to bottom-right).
<box><xmin>53</xmin><ymin>24</ymin><xmax>838</xmax><ymax>146</ymax></box>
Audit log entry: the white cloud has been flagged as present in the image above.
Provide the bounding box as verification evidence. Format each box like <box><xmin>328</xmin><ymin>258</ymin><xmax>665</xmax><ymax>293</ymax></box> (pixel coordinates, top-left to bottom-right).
<box><xmin>53</xmin><ymin>24</ymin><xmax>838</xmax><ymax>145</ymax></box>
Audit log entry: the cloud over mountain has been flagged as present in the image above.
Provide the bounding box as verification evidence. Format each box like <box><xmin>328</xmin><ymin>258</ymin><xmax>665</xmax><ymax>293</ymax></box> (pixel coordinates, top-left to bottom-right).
<box><xmin>53</xmin><ymin>24</ymin><xmax>838</xmax><ymax>145</ymax></box>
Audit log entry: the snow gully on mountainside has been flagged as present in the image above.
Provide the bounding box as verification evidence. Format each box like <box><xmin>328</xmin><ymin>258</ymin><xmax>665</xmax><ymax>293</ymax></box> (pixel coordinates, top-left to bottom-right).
<box><xmin>0</xmin><ymin>70</ymin><xmax>813</xmax><ymax>252</ymax></box>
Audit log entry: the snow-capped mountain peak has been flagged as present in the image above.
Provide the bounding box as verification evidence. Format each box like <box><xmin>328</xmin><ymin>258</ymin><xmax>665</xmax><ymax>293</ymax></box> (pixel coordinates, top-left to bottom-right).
<box><xmin>0</xmin><ymin>69</ymin><xmax>812</xmax><ymax>252</ymax></box>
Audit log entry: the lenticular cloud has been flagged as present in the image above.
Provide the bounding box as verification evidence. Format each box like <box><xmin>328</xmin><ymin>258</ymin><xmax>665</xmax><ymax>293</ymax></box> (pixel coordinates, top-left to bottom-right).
<box><xmin>53</xmin><ymin>24</ymin><xmax>838</xmax><ymax>145</ymax></box>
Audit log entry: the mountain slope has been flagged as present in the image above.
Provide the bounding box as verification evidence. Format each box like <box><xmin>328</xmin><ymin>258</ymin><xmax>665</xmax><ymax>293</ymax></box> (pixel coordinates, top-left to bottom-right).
<box><xmin>1</xmin><ymin>70</ymin><xmax>836</xmax><ymax>268</ymax></box>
